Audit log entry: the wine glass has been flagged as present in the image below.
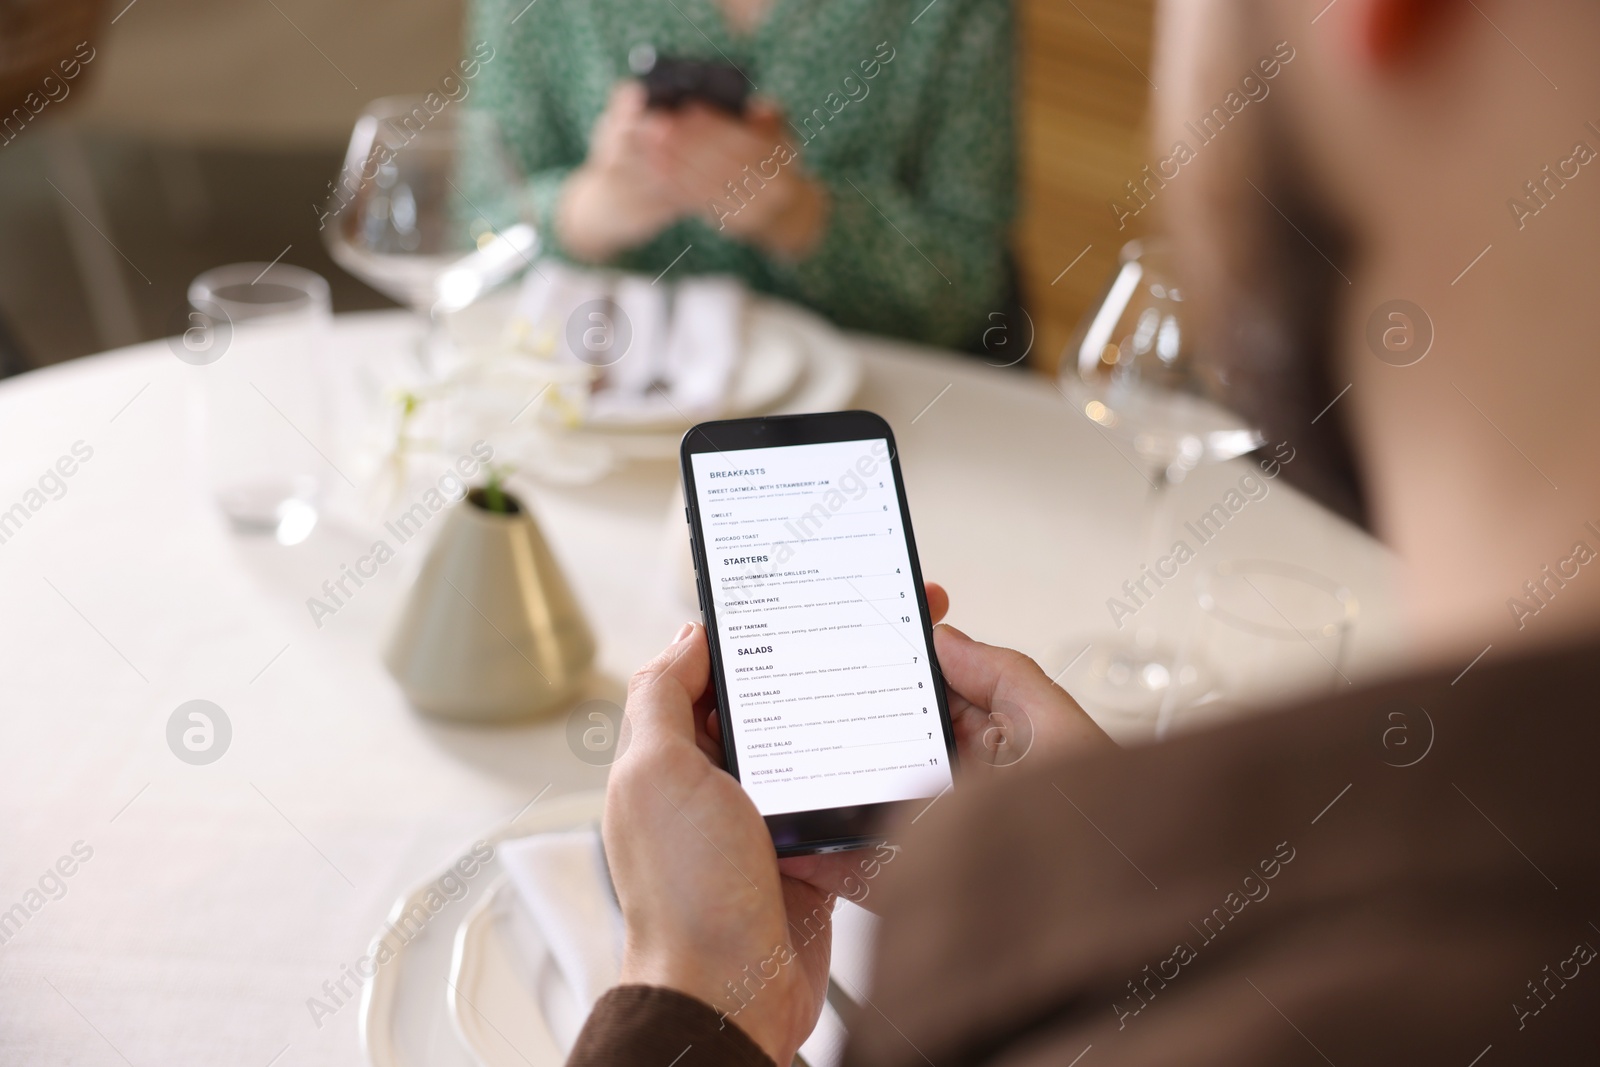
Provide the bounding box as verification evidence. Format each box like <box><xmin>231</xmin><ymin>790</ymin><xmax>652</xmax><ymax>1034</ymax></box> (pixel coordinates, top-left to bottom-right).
<box><xmin>1056</xmin><ymin>238</ymin><xmax>1265</xmax><ymax>723</ymax></box>
<box><xmin>322</xmin><ymin>97</ymin><xmax>537</xmax><ymax>372</ymax></box>
<box><xmin>1156</xmin><ymin>560</ymin><xmax>1358</xmax><ymax>739</ymax></box>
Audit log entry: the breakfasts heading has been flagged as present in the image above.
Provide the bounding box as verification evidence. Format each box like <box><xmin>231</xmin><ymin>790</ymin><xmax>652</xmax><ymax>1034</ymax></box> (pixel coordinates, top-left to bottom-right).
<box><xmin>709</xmin><ymin>468</ymin><xmax>765</xmax><ymax>479</ymax></box>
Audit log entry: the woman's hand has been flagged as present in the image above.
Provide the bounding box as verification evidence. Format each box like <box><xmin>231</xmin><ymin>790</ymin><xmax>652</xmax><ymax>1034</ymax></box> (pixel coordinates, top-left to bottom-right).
<box><xmin>604</xmin><ymin>621</ymin><xmax>832</xmax><ymax>1066</ymax></box>
<box><xmin>644</xmin><ymin>100</ymin><xmax>829</xmax><ymax>258</ymax></box>
<box><xmin>560</xmin><ymin>82</ymin><xmax>828</xmax><ymax>262</ymax></box>
<box><xmin>557</xmin><ymin>82</ymin><xmax>695</xmax><ymax>262</ymax></box>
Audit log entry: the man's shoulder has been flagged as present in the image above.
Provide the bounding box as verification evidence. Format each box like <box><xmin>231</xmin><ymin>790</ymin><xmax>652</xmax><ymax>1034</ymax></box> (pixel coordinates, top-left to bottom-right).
<box><xmin>1055</xmin><ymin>633</ymin><xmax>1600</xmax><ymax>859</ymax></box>
<box><xmin>851</xmin><ymin>637</ymin><xmax>1600</xmax><ymax>1067</ymax></box>
<box><xmin>920</xmin><ymin>634</ymin><xmax>1599</xmax><ymax>887</ymax></box>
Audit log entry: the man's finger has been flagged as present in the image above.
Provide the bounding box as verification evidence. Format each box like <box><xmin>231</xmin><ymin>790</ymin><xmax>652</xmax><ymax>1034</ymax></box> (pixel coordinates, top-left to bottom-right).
<box><xmin>694</xmin><ymin>706</ymin><xmax>729</xmax><ymax>766</ymax></box>
<box><xmin>625</xmin><ymin>623</ymin><xmax>711</xmax><ymax>745</ymax></box>
<box><xmin>934</xmin><ymin>626</ymin><xmax>1115</xmax><ymax>754</ymax></box>
<box><xmin>925</xmin><ymin>582</ymin><xmax>948</xmax><ymax>625</ymax></box>
<box><xmin>778</xmin><ymin>852</ymin><xmax>883</xmax><ymax>916</ymax></box>
<box><xmin>932</xmin><ymin>624</ymin><xmax>1061</xmax><ymax>715</ymax></box>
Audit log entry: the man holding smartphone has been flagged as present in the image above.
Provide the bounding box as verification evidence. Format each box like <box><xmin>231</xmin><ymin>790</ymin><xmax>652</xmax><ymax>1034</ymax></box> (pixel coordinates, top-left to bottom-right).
<box><xmin>574</xmin><ymin>0</ymin><xmax>1600</xmax><ymax>1063</ymax></box>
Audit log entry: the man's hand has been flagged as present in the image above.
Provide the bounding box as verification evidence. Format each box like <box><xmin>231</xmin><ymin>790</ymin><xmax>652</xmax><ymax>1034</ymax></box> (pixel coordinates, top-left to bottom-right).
<box><xmin>604</xmin><ymin>621</ymin><xmax>830</xmax><ymax>1066</ymax></box>
<box><xmin>934</xmin><ymin>623</ymin><xmax>1114</xmax><ymax>774</ymax></box>
<box><xmin>780</xmin><ymin>586</ymin><xmax>1114</xmax><ymax>903</ymax></box>
<box><xmin>604</xmin><ymin>584</ymin><xmax>1112</xmax><ymax>1062</ymax></box>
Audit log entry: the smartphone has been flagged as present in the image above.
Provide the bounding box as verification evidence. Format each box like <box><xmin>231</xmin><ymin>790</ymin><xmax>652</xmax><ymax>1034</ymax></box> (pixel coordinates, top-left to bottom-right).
<box><xmin>680</xmin><ymin>411</ymin><xmax>956</xmax><ymax>855</ymax></box>
<box><xmin>629</xmin><ymin>45</ymin><xmax>750</xmax><ymax>116</ymax></box>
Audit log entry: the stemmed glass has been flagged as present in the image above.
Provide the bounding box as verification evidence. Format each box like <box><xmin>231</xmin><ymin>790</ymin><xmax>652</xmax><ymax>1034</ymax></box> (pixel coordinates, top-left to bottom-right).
<box><xmin>322</xmin><ymin>96</ymin><xmax>536</xmax><ymax>373</ymax></box>
<box><xmin>1056</xmin><ymin>239</ymin><xmax>1265</xmax><ymax>722</ymax></box>
<box><xmin>1156</xmin><ymin>559</ymin><xmax>1358</xmax><ymax>738</ymax></box>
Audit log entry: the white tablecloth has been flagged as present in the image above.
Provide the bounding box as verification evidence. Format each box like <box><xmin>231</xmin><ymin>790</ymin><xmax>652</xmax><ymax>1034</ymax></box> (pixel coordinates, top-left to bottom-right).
<box><xmin>0</xmin><ymin>311</ymin><xmax>1402</xmax><ymax>1066</ymax></box>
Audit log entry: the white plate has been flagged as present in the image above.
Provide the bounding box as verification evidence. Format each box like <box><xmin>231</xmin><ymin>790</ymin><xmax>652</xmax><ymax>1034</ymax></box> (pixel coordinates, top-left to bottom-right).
<box><xmin>576</xmin><ymin>299</ymin><xmax>863</xmax><ymax>461</ymax></box>
<box><xmin>449</xmin><ymin>286</ymin><xmax>846</xmax><ymax>432</ymax></box>
<box><xmin>448</xmin><ymin>864</ymin><xmax>873</xmax><ymax>1067</ymax></box>
<box><xmin>577</xmin><ymin>299</ymin><xmax>807</xmax><ymax>432</ymax></box>
<box><xmin>360</xmin><ymin>790</ymin><xmax>606</xmax><ymax>1067</ymax></box>
<box><xmin>448</xmin><ymin>878</ymin><xmax>572</xmax><ymax>1067</ymax></box>
<box><xmin>363</xmin><ymin>785</ymin><xmax>875</xmax><ymax>1067</ymax></box>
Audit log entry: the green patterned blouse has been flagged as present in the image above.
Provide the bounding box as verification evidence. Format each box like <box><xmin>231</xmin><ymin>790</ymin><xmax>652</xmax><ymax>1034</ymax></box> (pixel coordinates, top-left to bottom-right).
<box><xmin>468</xmin><ymin>0</ymin><xmax>1016</xmax><ymax>350</ymax></box>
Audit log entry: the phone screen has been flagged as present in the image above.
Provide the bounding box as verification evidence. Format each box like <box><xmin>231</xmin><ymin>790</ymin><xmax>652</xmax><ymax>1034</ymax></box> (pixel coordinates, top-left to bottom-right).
<box><xmin>687</xmin><ymin>436</ymin><xmax>953</xmax><ymax>819</ymax></box>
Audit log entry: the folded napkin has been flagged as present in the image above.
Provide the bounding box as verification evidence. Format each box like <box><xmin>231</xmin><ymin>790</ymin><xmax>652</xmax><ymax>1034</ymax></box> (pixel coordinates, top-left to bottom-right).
<box><xmin>664</xmin><ymin>275</ymin><xmax>743</xmax><ymax>416</ymax></box>
<box><xmin>589</xmin><ymin>273</ymin><xmax>668</xmax><ymax>419</ymax></box>
<box><xmin>512</xmin><ymin>260</ymin><xmax>609</xmax><ymax>361</ymax></box>
<box><xmin>508</xmin><ymin>261</ymin><xmax>744</xmax><ymax>425</ymax></box>
<box><xmin>497</xmin><ymin>830</ymin><xmax>621</xmax><ymax>1013</ymax></box>
<box><xmin>495</xmin><ymin>826</ymin><xmax>861</xmax><ymax>1066</ymax></box>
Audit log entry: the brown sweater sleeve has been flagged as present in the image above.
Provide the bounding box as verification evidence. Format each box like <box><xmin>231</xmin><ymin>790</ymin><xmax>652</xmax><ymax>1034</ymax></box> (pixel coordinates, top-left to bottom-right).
<box><xmin>568</xmin><ymin>985</ymin><xmax>777</xmax><ymax>1067</ymax></box>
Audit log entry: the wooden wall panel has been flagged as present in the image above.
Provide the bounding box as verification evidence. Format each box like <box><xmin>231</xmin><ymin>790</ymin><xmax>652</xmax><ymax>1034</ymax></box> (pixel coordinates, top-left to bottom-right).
<box><xmin>1014</xmin><ymin>0</ymin><xmax>1155</xmax><ymax>374</ymax></box>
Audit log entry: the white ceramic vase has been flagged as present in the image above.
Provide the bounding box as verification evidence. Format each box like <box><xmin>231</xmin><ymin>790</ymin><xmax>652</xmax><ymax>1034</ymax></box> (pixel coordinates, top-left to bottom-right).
<box><xmin>384</xmin><ymin>490</ymin><xmax>595</xmax><ymax>721</ymax></box>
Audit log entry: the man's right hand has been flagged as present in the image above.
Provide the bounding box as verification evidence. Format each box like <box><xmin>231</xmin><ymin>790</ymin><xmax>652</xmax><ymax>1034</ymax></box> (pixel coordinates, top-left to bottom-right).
<box><xmin>933</xmin><ymin>623</ymin><xmax>1113</xmax><ymax>775</ymax></box>
<box><xmin>778</xmin><ymin>606</ymin><xmax>1112</xmax><ymax>906</ymax></box>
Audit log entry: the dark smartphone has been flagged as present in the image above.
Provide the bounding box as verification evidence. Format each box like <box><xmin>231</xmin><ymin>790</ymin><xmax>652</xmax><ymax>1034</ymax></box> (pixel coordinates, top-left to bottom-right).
<box><xmin>630</xmin><ymin>45</ymin><xmax>750</xmax><ymax>116</ymax></box>
<box><xmin>680</xmin><ymin>411</ymin><xmax>957</xmax><ymax>855</ymax></box>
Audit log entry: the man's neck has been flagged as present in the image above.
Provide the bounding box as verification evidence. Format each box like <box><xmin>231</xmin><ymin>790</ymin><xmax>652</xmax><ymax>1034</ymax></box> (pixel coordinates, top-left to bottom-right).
<box><xmin>1347</xmin><ymin>253</ymin><xmax>1600</xmax><ymax>673</ymax></box>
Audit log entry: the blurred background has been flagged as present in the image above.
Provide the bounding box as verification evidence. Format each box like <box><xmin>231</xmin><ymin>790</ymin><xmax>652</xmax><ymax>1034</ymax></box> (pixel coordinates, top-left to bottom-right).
<box><xmin>0</xmin><ymin>0</ymin><xmax>1153</xmax><ymax>375</ymax></box>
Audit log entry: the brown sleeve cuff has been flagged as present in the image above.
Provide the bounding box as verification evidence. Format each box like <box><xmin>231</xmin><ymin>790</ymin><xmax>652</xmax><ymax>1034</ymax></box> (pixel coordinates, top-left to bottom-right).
<box><xmin>567</xmin><ymin>985</ymin><xmax>777</xmax><ymax>1067</ymax></box>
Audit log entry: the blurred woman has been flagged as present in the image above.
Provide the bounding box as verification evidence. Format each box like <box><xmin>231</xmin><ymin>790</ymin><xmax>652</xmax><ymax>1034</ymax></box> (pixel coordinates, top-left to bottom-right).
<box><xmin>469</xmin><ymin>0</ymin><xmax>1016</xmax><ymax>351</ymax></box>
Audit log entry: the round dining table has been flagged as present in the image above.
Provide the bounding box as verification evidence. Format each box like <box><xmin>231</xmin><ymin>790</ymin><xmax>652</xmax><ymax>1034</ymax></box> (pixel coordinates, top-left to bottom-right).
<box><xmin>0</xmin><ymin>309</ymin><xmax>1402</xmax><ymax>1066</ymax></box>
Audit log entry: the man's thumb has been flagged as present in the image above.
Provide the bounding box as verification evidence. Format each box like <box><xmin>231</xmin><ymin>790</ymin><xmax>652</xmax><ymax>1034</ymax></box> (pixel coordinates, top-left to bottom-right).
<box><xmin>626</xmin><ymin>622</ymin><xmax>711</xmax><ymax>743</ymax></box>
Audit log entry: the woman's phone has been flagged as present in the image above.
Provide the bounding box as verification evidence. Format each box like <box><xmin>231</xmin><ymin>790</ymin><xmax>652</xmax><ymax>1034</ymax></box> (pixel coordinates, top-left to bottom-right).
<box><xmin>680</xmin><ymin>411</ymin><xmax>956</xmax><ymax>855</ymax></box>
<box><xmin>629</xmin><ymin>46</ymin><xmax>750</xmax><ymax>115</ymax></box>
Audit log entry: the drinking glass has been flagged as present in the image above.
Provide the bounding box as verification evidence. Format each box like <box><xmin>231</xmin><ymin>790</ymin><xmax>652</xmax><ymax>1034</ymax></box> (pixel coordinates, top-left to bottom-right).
<box><xmin>1156</xmin><ymin>559</ymin><xmax>1359</xmax><ymax>737</ymax></box>
<box><xmin>187</xmin><ymin>263</ymin><xmax>332</xmax><ymax>545</ymax></box>
<box><xmin>322</xmin><ymin>97</ymin><xmax>535</xmax><ymax>372</ymax></box>
<box><xmin>1057</xmin><ymin>239</ymin><xmax>1265</xmax><ymax>720</ymax></box>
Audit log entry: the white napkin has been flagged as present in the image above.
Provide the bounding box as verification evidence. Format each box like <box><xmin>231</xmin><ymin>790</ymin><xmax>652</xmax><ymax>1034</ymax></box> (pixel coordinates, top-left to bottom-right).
<box><xmin>829</xmin><ymin>898</ymin><xmax>879</xmax><ymax>1003</ymax></box>
<box><xmin>665</xmin><ymin>275</ymin><xmax>743</xmax><ymax>416</ymax></box>
<box><xmin>497</xmin><ymin>829</ymin><xmax>622</xmax><ymax>1013</ymax></box>
<box><xmin>507</xmin><ymin>262</ymin><xmax>744</xmax><ymax>424</ymax></box>
<box><xmin>495</xmin><ymin>826</ymin><xmax>864</xmax><ymax>1067</ymax></box>
<box><xmin>512</xmin><ymin>260</ymin><xmax>609</xmax><ymax>361</ymax></box>
<box><xmin>590</xmin><ymin>274</ymin><xmax>668</xmax><ymax>416</ymax></box>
